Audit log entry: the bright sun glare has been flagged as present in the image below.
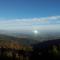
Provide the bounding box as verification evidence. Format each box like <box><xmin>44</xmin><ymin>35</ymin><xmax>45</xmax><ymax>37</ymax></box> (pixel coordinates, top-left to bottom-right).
<box><xmin>34</xmin><ymin>30</ymin><xmax>38</xmax><ymax>34</ymax></box>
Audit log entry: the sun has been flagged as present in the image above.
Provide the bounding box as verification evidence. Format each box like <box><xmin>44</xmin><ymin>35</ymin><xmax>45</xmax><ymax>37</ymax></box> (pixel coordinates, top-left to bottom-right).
<box><xmin>34</xmin><ymin>30</ymin><xmax>38</xmax><ymax>34</ymax></box>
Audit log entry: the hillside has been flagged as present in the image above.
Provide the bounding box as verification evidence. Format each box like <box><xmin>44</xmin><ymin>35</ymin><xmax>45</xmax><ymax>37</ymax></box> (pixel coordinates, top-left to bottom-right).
<box><xmin>32</xmin><ymin>39</ymin><xmax>60</xmax><ymax>49</ymax></box>
<box><xmin>0</xmin><ymin>34</ymin><xmax>39</xmax><ymax>51</ymax></box>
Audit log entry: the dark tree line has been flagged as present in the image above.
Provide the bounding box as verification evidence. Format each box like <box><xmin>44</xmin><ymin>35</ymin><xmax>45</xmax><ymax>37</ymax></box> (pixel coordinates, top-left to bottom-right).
<box><xmin>0</xmin><ymin>44</ymin><xmax>60</xmax><ymax>60</ymax></box>
<box><xmin>32</xmin><ymin>44</ymin><xmax>60</xmax><ymax>60</ymax></box>
<box><xmin>0</xmin><ymin>47</ymin><xmax>32</xmax><ymax>60</ymax></box>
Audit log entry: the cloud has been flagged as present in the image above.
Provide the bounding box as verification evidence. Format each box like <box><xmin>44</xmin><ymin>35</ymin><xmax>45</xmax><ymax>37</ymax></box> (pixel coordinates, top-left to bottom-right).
<box><xmin>0</xmin><ymin>16</ymin><xmax>60</xmax><ymax>31</ymax></box>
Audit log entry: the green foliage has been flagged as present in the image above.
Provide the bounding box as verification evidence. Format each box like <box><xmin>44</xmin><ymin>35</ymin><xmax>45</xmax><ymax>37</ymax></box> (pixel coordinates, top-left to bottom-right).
<box><xmin>52</xmin><ymin>45</ymin><xmax>59</xmax><ymax>56</ymax></box>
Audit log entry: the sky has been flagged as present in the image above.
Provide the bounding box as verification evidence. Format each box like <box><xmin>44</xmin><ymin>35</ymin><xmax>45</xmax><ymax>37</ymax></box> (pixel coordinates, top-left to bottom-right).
<box><xmin>0</xmin><ymin>0</ymin><xmax>60</xmax><ymax>32</ymax></box>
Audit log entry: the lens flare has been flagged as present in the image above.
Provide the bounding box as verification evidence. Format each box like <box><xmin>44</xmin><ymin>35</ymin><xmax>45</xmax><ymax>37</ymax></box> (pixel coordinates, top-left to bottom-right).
<box><xmin>34</xmin><ymin>30</ymin><xmax>38</xmax><ymax>34</ymax></box>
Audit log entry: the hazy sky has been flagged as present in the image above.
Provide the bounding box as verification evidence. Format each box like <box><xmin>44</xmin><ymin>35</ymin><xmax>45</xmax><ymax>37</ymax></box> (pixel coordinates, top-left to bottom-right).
<box><xmin>0</xmin><ymin>0</ymin><xmax>60</xmax><ymax>32</ymax></box>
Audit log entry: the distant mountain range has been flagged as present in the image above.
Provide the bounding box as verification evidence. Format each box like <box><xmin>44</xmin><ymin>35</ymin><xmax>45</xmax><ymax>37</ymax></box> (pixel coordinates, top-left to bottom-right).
<box><xmin>0</xmin><ymin>30</ymin><xmax>60</xmax><ymax>46</ymax></box>
<box><xmin>0</xmin><ymin>34</ymin><xmax>39</xmax><ymax>46</ymax></box>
